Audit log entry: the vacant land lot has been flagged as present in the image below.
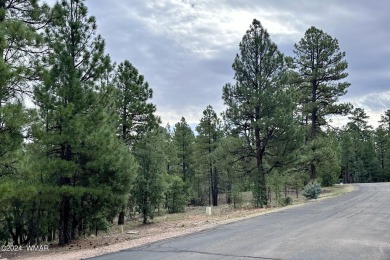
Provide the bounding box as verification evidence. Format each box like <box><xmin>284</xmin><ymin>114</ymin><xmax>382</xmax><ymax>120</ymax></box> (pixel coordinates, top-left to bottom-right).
<box><xmin>1</xmin><ymin>185</ymin><xmax>354</xmax><ymax>260</ymax></box>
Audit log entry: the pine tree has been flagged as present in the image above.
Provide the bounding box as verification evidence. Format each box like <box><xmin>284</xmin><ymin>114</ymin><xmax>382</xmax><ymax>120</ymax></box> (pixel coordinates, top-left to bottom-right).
<box><xmin>195</xmin><ymin>105</ymin><xmax>223</xmax><ymax>206</ymax></box>
<box><xmin>113</xmin><ymin>60</ymin><xmax>159</xmax><ymax>225</ymax></box>
<box><xmin>163</xmin><ymin>124</ymin><xmax>178</xmax><ymax>175</ymax></box>
<box><xmin>0</xmin><ymin>0</ymin><xmax>48</xmax><ymax>245</ymax></box>
<box><xmin>0</xmin><ymin>0</ymin><xmax>48</xmax><ymax>177</ymax></box>
<box><xmin>379</xmin><ymin>110</ymin><xmax>390</xmax><ymax>130</ymax></box>
<box><xmin>165</xmin><ymin>174</ymin><xmax>187</xmax><ymax>213</ymax></box>
<box><xmin>114</xmin><ymin>60</ymin><xmax>160</xmax><ymax>147</ymax></box>
<box><xmin>132</xmin><ymin>128</ymin><xmax>167</xmax><ymax>224</ymax></box>
<box><xmin>222</xmin><ymin>19</ymin><xmax>295</xmax><ymax>207</ymax></box>
<box><xmin>317</xmin><ymin>132</ymin><xmax>341</xmax><ymax>186</ymax></box>
<box><xmin>375</xmin><ymin>110</ymin><xmax>390</xmax><ymax>181</ymax></box>
<box><xmin>213</xmin><ymin>135</ymin><xmax>251</xmax><ymax>207</ymax></box>
<box><xmin>33</xmin><ymin>0</ymin><xmax>136</xmax><ymax>245</ymax></box>
<box><xmin>0</xmin><ymin>0</ymin><xmax>48</xmax><ymax>99</ymax></box>
<box><xmin>340</xmin><ymin>108</ymin><xmax>379</xmax><ymax>182</ymax></box>
<box><xmin>173</xmin><ymin>117</ymin><xmax>195</xmax><ymax>183</ymax></box>
<box><xmin>374</xmin><ymin>126</ymin><xmax>387</xmax><ymax>181</ymax></box>
<box><xmin>293</xmin><ymin>26</ymin><xmax>351</xmax><ymax>180</ymax></box>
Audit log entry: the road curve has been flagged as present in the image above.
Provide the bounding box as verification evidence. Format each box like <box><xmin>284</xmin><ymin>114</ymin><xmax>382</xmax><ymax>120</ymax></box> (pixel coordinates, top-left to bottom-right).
<box><xmin>92</xmin><ymin>183</ymin><xmax>390</xmax><ymax>260</ymax></box>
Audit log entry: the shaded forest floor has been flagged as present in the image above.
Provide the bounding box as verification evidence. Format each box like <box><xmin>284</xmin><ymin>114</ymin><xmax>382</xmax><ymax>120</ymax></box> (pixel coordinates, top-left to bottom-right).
<box><xmin>1</xmin><ymin>184</ymin><xmax>355</xmax><ymax>260</ymax></box>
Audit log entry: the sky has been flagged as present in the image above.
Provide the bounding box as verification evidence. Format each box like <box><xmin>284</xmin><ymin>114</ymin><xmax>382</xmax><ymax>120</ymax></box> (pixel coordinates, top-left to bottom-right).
<box><xmin>79</xmin><ymin>0</ymin><xmax>389</xmax><ymax>129</ymax></box>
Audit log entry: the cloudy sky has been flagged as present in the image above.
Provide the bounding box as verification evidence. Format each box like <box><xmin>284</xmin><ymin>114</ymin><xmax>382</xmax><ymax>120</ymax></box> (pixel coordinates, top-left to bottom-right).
<box><xmin>81</xmin><ymin>0</ymin><xmax>389</xmax><ymax>128</ymax></box>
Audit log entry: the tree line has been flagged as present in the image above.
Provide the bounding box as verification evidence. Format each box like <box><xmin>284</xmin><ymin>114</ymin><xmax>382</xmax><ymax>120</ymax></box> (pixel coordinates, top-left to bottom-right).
<box><xmin>1</xmin><ymin>0</ymin><xmax>389</xmax><ymax>246</ymax></box>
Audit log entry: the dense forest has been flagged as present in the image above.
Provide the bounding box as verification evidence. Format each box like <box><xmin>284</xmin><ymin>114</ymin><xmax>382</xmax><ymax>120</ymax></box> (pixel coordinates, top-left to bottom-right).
<box><xmin>1</xmin><ymin>0</ymin><xmax>389</xmax><ymax>246</ymax></box>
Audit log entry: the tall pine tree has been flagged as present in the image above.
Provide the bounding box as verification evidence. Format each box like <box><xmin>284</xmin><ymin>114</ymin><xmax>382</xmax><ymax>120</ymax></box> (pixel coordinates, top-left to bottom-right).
<box><xmin>0</xmin><ymin>0</ymin><xmax>48</xmax><ymax>177</ymax></box>
<box><xmin>113</xmin><ymin>60</ymin><xmax>159</xmax><ymax>225</ymax></box>
<box><xmin>340</xmin><ymin>108</ymin><xmax>379</xmax><ymax>182</ymax></box>
<box><xmin>132</xmin><ymin>128</ymin><xmax>167</xmax><ymax>224</ymax></box>
<box><xmin>195</xmin><ymin>105</ymin><xmax>223</xmax><ymax>206</ymax></box>
<box><xmin>114</xmin><ymin>60</ymin><xmax>160</xmax><ymax>147</ymax></box>
<box><xmin>375</xmin><ymin>110</ymin><xmax>390</xmax><ymax>181</ymax></box>
<box><xmin>33</xmin><ymin>0</ymin><xmax>136</xmax><ymax>245</ymax></box>
<box><xmin>173</xmin><ymin>117</ymin><xmax>195</xmax><ymax>183</ymax></box>
<box><xmin>293</xmin><ymin>26</ymin><xmax>351</xmax><ymax>180</ymax></box>
<box><xmin>222</xmin><ymin>19</ymin><xmax>296</xmax><ymax>207</ymax></box>
<box><xmin>0</xmin><ymin>0</ymin><xmax>48</xmax><ymax>245</ymax></box>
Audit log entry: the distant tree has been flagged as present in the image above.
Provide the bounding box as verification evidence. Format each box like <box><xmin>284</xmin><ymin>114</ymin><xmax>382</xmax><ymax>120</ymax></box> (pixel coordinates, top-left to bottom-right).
<box><xmin>293</xmin><ymin>26</ymin><xmax>351</xmax><ymax>180</ymax></box>
<box><xmin>165</xmin><ymin>175</ymin><xmax>187</xmax><ymax>213</ymax></box>
<box><xmin>195</xmin><ymin>105</ymin><xmax>223</xmax><ymax>206</ymax></box>
<box><xmin>163</xmin><ymin>124</ymin><xmax>179</xmax><ymax>175</ymax></box>
<box><xmin>132</xmin><ymin>129</ymin><xmax>167</xmax><ymax>224</ymax></box>
<box><xmin>317</xmin><ymin>133</ymin><xmax>341</xmax><ymax>186</ymax></box>
<box><xmin>113</xmin><ymin>60</ymin><xmax>159</xmax><ymax>225</ymax></box>
<box><xmin>114</xmin><ymin>60</ymin><xmax>160</xmax><ymax>147</ymax></box>
<box><xmin>340</xmin><ymin>108</ymin><xmax>379</xmax><ymax>182</ymax></box>
<box><xmin>173</xmin><ymin>117</ymin><xmax>195</xmax><ymax>183</ymax></box>
<box><xmin>213</xmin><ymin>135</ymin><xmax>251</xmax><ymax>207</ymax></box>
<box><xmin>374</xmin><ymin>126</ymin><xmax>388</xmax><ymax>181</ymax></box>
<box><xmin>379</xmin><ymin>110</ymin><xmax>390</xmax><ymax>130</ymax></box>
<box><xmin>222</xmin><ymin>19</ymin><xmax>296</xmax><ymax>207</ymax></box>
<box><xmin>374</xmin><ymin>109</ymin><xmax>390</xmax><ymax>181</ymax></box>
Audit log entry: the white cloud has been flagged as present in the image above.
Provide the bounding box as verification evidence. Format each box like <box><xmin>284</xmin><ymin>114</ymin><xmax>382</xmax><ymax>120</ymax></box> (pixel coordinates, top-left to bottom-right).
<box><xmin>119</xmin><ymin>1</ymin><xmax>300</xmax><ymax>59</ymax></box>
<box><xmin>157</xmin><ymin>102</ymin><xmax>225</xmax><ymax>126</ymax></box>
<box><xmin>82</xmin><ymin>0</ymin><xmax>390</xmax><ymax>129</ymax></box>
<box><xmin>333</xmin><ymin>92</ymin><xmax>390</xmax><ymax>128</ymax></box>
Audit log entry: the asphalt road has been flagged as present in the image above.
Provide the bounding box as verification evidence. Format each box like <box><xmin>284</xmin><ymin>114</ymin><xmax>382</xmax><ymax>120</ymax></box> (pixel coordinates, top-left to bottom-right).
<box><xmin>92</xmin><ymin>183</ymin><xmax>390</xmax><ymax>260</ymax></box>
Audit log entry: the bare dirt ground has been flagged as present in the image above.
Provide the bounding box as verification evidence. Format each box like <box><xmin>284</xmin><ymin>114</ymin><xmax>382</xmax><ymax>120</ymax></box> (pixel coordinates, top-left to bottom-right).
<box><xmin>0</xmin><ymin>184</ymin><xmax>354</xmax><ymax>260</ymax></box>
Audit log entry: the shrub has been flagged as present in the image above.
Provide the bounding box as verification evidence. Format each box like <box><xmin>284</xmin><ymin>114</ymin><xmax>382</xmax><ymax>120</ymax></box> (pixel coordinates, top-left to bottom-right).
<box><xmin>302</xmin><ymin>182</ymin><xmax>322</xmax><ymax>200</ymax></box>
<box><xmin>279</xmin><ymin>196</ymin><xmax>293</xmax><ymax>206</ymax></box>
<box><xmin>165</xmin><ymin>175</ymin><xmax>187</xmax><ymax>213</ymax></box>
<box><xmin>232</xmin><ymin>188</ymin><xmax>243</xmax><ymax>208</ymax></box>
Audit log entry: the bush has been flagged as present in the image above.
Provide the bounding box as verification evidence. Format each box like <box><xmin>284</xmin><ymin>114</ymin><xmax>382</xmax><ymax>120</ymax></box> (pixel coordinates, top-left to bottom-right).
<box><xmin>232</xmin><ymin>187</ymin><xmax>243</xmax><ymax>208</ymax></box>
<box><xmin>320</xmin><ymin>172</ymin><xmax>337</xmax><ymax>187</ymax></box>
<box><xmin>165</xmin><ymin>175</ymin><xmax>188</xmax><ymax>213</ymax></box>
<box><xmin>302</xmin><ymin>182</ymin><xmax>322</xmax><ymax>200</ymax></box>
<box><xmin>279</xmin><ymin>196</ymin><xmax>293</xmax><ymax>206</ymax></box>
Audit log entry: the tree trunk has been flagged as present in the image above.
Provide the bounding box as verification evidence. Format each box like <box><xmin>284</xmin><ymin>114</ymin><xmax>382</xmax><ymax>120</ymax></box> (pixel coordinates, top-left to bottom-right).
<box><xmin>118</xmin><ymin>205</ymin><xmax>125</xmax><ymax>225</ymax></box>
<box><xmin>254</xmin><ymin>125</ymin><xmax>267</xmax><ymax>207</ymax></box>
<box><xmin>255</xmin><ymin>152</ymin><xmax>267</xmax><ymax>207</ymax></box>
<box><xmin>142</xmin><ymin>208</ymin><xmax>147</xmax><ymax>224</ymax></box>
<box><xmin>28</xmin><ymin>204</ymin><xmax>36</xmax><ymax>245</ymax></box>
<box><xmin>36</xmin><ymin>206</ymin><xmax>42</xmax><ymax>245</ymax></box>
<box><xmin>58</xmin><ymin>194</ymin><xmax>71</xmax><ymax>246</ymax></box>
<box><xmin>71</xmin><ymin>213</ymin><xmax>78</xmax><ymax>240</ymax></box>
<box><xmin>226</xmin><ymin>182</ymin><xmax>232</xmax><ymax>205</ymax></box>
<box><xmin>310</xmin><ymin>80</ymin><xmax>318</xmax><ymax>180</ymax></box>
<box><xmin>47</xmin><ymin>228</ymin><xmax>53</xmax><ymax>242</ymax></box>
<box><xmin>268</xmin><ymin>188</ymin><xmax>271</xmax><ymax>204</ymax></box>
<box><xmin>310</xmin><ymin>163</ymin><xmax>316</xmax><ymax>180</ymax></box>
<box><xmin>261</xmin><ymin>165</ymin><xmax>267</xmax><ymax>206</ymax></box>
<box><xmin>182</xmin><ymin>148</ymin><xmax>186</xmax><ymax>182</ymax></box>
<box><xmin>209</xmin><ymin>163</ymin><xmax>212</xmax><ymax>206</ymax></box>
<box><xmin>9</xmin><ymin>228</ymin><xmax>18</xmax><ymax>245</ymax></box>
<box><xmin>212</xmin><ymin>166</ymin><xmax>218</xmax><ymax>206</ymax></box>
<box><xmin>78</xmin><ymin>217</ymin><xmax>84</xmax><ymax>237</ymax></box>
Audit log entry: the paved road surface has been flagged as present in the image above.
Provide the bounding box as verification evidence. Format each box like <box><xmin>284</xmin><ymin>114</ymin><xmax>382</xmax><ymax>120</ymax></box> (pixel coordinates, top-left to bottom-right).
<box><xmin>92</xmin><ymin>183</ymin><xmax>390</xmax><ymax>260</ymax></box>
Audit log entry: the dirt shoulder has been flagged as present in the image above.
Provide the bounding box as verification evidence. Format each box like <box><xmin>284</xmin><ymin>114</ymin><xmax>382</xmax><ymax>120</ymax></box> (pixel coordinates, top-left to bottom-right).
<box><xmin>0</xmin><ymin>184</ymin><xmax>355</xmax><ymax>260</ymax></box>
